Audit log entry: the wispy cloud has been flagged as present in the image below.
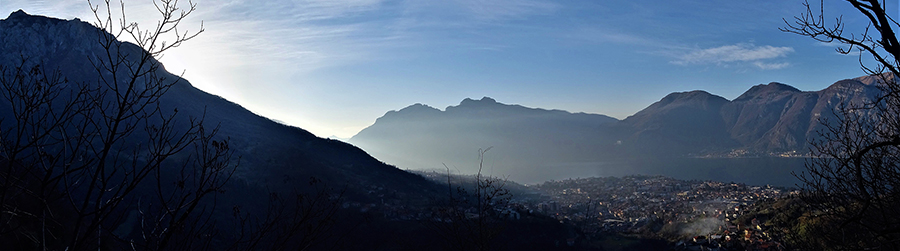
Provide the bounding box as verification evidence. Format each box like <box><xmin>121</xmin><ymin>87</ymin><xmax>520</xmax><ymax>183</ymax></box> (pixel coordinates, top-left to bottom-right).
<box><xmin>213</xmin><ymin>0</ymin><xmax>384</xmax><ymax>22</ymax></box>
<box><xmin>454</xmin><ymin>0</ymin><xmax>559</xmax><ymax>21</ymax></box>
<box><xmin>672</xmin><ymin>43</ymin><xmax>794</xmax><ymax>70</ymax></box>
<box><xmin>813</xmin><ymin>41</ymin><xmax>870</xmax><ymax>57</ymax></box>
<box><xmin>753</xmin><ymin>61</ymin><xmax>791</xmax><ymax>70</ymax></box>
<box><xmin>674</xmin><ymin>44</ymin><xmax>793</xmax><ymax>64</ymax></box>
<box><xmin>566</xmin><ymin>27</ymin><xmax>692</xmax><ymax>53</ymax></box>
<box><xmin>179</xmin><ymin>0</ymin><xmax>406</xmax><ymax>73</ymax></box>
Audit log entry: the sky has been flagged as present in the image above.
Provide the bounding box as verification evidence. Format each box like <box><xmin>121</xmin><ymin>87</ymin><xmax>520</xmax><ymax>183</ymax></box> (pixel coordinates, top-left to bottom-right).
<box><xmin>2</xmin><ymin>0</ymin><xmax>896</xmax><ymax>138</ymax></box>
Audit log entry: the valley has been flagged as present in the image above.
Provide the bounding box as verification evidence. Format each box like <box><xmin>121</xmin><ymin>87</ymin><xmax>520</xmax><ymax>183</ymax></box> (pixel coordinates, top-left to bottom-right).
<box><xmin>2</xmin><ymin>1</ymin><xmax>897</xmax><ymax>249</ymax></box>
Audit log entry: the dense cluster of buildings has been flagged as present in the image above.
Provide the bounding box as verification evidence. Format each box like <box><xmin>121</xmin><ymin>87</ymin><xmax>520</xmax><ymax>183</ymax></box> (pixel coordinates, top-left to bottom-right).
<box><xmin>518</xmin><ymin>176</ymin><xmax>792</xmax><ymax>248</ymax></box>
<box><xmin>694</xmin><ymin>149</ymin><xmax>808</xmax><ymax>158</ymax></box>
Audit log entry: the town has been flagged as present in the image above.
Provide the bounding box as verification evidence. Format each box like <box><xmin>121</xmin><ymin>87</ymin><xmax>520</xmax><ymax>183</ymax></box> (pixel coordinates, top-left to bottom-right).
<box><xmin>521</xmin><ymin>176</ymin><xmax>794</xmax><ymax>250</ymax></box>
<box><xmin>401</xmin><ymin>172</ymin><xmax>797</xmax><ymax>249</ymax></box>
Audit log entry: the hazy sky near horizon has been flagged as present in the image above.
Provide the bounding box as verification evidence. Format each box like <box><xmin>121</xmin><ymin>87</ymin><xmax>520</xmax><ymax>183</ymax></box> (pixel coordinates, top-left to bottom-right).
<box><xmin>2</xmin><ymin>0</ymin><xmax>894</xmax><ymax>138</ymax></box>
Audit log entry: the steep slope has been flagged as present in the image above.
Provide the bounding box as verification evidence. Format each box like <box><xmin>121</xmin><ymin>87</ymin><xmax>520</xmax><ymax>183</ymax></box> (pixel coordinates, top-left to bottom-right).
<box><xmin>618</xmin><ymin>90</ymin><xmax>736</xmax><ymax>155</ymax></box>
<box><xmin>721</xmin><ymin>82</ymin><xmax>813</xmax><ymax>151</ymax></box>
<box><xmin>0</xmin><ymin>10</ymin><xmax>438</xmax><ymax>202</ymax></box>
<box><xmin>722</xmin><ymin>82</ymin><xmax>802</xmax><ymax>144</ymax></box>
<box><xmin>750</xmin><ymin>91</ymin><xmax>820</xmax><ymax>151</ymax></box>
<box><xmin>721</xmin><ymin>76</ymin><xmax>885</xmax><ymax>153</ymax></box>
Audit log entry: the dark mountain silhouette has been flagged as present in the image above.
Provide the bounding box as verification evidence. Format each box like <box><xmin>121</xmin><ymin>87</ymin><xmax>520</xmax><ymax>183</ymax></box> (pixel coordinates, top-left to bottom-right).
<box><xmin>352</xmin><ymin>76</ymin><xmax>889</xmax><ymax>183</ymax></box>
<box><xmin>0</xmin><ymin>9</ymin><xmax>439</xmax><ymax>205</ymax></box>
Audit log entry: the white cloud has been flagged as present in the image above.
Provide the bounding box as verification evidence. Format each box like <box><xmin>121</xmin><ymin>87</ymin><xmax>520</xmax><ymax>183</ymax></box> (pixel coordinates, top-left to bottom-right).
<box><xmin>753</xmin><ymin>61</ymin><xmax>790</xmax><ymax>70</ymax></box>
<box><xmin>673</xmin><ymin>43</ymin><xmax>794</xmax><ymax>70</ymax></box>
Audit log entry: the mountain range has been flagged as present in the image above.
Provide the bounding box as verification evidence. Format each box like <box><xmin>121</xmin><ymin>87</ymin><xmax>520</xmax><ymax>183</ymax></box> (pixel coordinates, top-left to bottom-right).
<box><xmin>350</xmin><ymin>75</ymin><xmax>888</xmax><ymax>184</ymax></box>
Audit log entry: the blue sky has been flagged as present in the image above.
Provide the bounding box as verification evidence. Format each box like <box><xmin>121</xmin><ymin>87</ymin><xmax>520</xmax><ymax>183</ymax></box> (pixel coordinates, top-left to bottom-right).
<box><xmin>2</xmin><ymin>0</ymin><xmax>894</xmax><ymax>138</ymax></box>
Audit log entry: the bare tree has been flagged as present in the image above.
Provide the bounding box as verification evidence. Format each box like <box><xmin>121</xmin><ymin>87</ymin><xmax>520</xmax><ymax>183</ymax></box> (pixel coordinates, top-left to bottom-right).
<box><xmin>0</xmin><ymin>1</ymin><xmax>355</xmax><ymax>250</ymax></box>
<box><xmin>134</xmin><ymin>124</ymin><xmax>239</xmax><ymax>251</ymax></box>
<box><xmin>783</xmin><ymin>0</ymin><xmax>900</xmax><ymax>250</ymax></box>
<box><xmin>427</xmin><ymin>147</ymin><xmax>512</xmax><ymax>251</ymax></box>
<box><xmin>0</xmin><ymin>0</ymin><xmax>242</xmax><ymax>250</ymax></box>
<box><xmin>0</xmin><ymin>58</ymin><xmax>93</xmax><ymax>250</ymax></box>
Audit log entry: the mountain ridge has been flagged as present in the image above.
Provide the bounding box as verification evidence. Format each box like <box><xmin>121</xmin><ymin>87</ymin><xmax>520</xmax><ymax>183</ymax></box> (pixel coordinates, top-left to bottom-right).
<box><xmin>351</xmin><ymin>75</ymin><xmax>889</xmax><ymax>183</ymax></box>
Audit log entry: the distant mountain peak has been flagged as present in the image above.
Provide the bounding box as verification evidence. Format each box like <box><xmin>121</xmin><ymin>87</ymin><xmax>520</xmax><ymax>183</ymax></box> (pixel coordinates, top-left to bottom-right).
<box><xmin>445</xmin><ymin>96</ymin><xmax>513</xmax><ymax>114</ymax></box>
<box><xmin>8</xmin><ymin>9</ymin><xmax>27</xmax><ymax>18</ymax></box>
<box><xmin>664</xmin><ymin>90</ymin><xmax>713</xmax><ymax>98</ymax></box>
<box><xmin>4</xmin><ymin>9</ymin><xmax>69</xmax><ymax>26</ymax></box>
<box><xmin>378</xmin><ymin>103</ymin><xmax>441</xmax><ymax>122</ymax></box>
<box><xmin>389</xmin><ymin>103</ymin><xmax>439</xmax><ymax>113</ymax></box>
<box><xmin>459</xmin><ymin>96</ymin><xmax>498</xmax><ymax>106</ymax></box>
<box><xmin>404</xmin><ymin>103</ymin><xmax>436</xmax><ymax>110</ymax></box>
<box><xmin>1</xmin><ymin>10</ymin><xmax>102</xmax><ymax>67</ymax></box>
<box><xmin>820</xmin><ymin>73</ymin><xmax>897</xmax><ymax>93</ymax></box>
<box><xmin>760</xmin><ymin>82</ymin><xmax>800</xmax><ymax>92</ymax></box>
<box><xmin>658</xmin><ymin>90</ymin><xmax>728</xmax><ymax>105</ymax></box>
<box><xmin>410</xmin><ymin>103</ymin><xmax>443</xmax><ymax>113</ymax></box>
<box><xmin>734</xmin><ymin>82</ymin><xmax>801</xmax><ymax>101</ymax></box>
<box><xmin>826</xmin><ymin>78</ymin><xmax>874</xmax><ymax>92</ymax></box>
<box><xmin>851</xmin><ymin>72</ymin><xmax>896</xmax><ymax>86</ymax></box>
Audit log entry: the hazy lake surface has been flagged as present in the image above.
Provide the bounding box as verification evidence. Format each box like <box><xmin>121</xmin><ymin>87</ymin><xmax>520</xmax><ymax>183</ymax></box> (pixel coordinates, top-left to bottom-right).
<box><xmin>519</xmin><ymin>157</ymin><xmax>807</xmax><ymax>188</ymax></box>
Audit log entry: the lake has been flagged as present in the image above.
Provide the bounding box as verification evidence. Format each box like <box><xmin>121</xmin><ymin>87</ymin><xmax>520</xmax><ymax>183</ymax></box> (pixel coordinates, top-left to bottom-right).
<box><xmin>514</xmin><ymin>157</ymin><xmax>808</xmax><ymax>188</ymax></box>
